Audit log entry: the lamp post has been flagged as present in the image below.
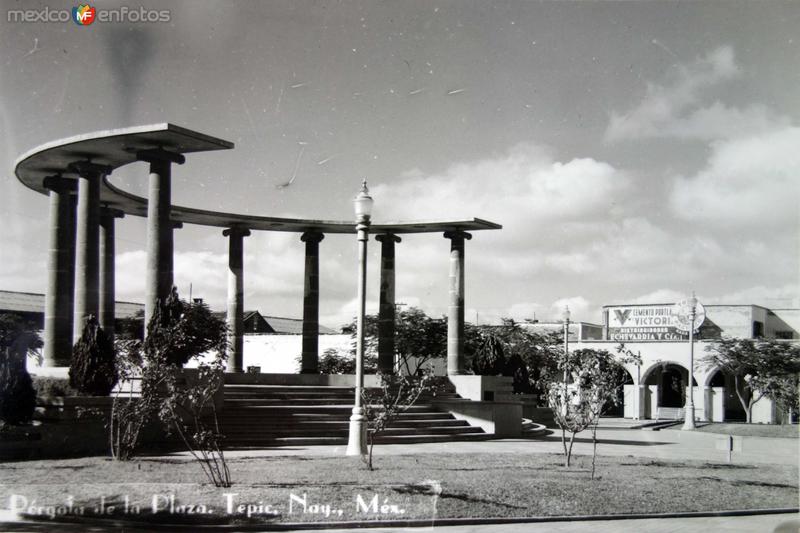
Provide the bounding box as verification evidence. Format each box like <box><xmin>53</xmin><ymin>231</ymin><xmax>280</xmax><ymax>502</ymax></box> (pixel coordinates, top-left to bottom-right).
<box><xmin>346</xmin><ymin>179</ymin><xmax>373</xmax><ymax>456</ymax></box>
<box><xmin>562</xmin><ymin>306</ymin><xmax>571</xmax><ymax>399</ymax></box>
<box><xmin>682</xmin><ymin>292</ymin><xmax>698</xmax><ymax>430</ymax></box>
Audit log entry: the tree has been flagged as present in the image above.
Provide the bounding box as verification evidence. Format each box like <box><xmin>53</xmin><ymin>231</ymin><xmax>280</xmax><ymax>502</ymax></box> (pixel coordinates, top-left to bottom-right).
<box><xmin>394</xmin><ymin>308</ymin><xmax>447</xmax><ymax>375</ymax></box>
<box><xmin>545</xmin><ymin>348</ymin><xmax>640</xmax><ymax>477</ymax></box>
<box><xmin>702</xmin><ymin>338</ymin><xmax>800</xmax><ymax>423</ymax></box>
<box><xmin>0</xmin><ymin>314</ymin><xmax>41</xmax><ymax>425</ymax></box>
<box><xmin>361</xmin><ymin>372</ymin><xmax>439</xmax><ymax>470</ymax></box>
<box><xmin>69</xmin><ymin>315</ymin><xmax>118</xmax><ymax>396</ymax></box>
<box><xmin>111</xmin><ymin>288</ymin><xmax>232</xmax><ymax>486</ymax></box>
<box><xmin>341</xmin><ymin>307</ymin><xmax>446</xmax><ymax>376</ymax></box>
<box><xmin>466</xmin><ymin>320</ymin><xmax>562</xmax><ymax>396</ymax></box>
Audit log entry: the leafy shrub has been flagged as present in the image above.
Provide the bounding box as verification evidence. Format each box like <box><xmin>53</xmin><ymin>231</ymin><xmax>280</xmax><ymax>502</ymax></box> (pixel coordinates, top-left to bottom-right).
<box><xmin>32</xmin><ymin>376</ymin><xmax>79</xmax><ymax>399</ymax></box>
<box><xmin>111</xmin><ymin>288</ymin><xmax>232</xmax><ymax>486</ymax></box>
<box><xmin>69</xmin><ymin>315</ymin><xmax>118</xmax><ymax>396</ymax></box>
<box><xmin>316</xmin><ymin>348</ymin><xmax>377</xmax><ymax>374</ymax></box>
<box><xmin>0</xmin><ymin>313</ymin><xmax>42</xmax><ymax>425</ymax></box>
<box><xmin>0</xmin><ymin>359</ymin><xmax>36</xmax><ymax>425</ymax></box>
<box><xmin>144</xmin><ymin>289</ymin><xmax>226</xmax><ymax>367</ymax></box>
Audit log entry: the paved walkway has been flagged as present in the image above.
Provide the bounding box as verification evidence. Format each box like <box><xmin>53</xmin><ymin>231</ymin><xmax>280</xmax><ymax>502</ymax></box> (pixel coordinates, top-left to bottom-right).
<box><xmin>322</xmin><ymin>513</ymin><xmax>800</xmax><ymax>533</ymax></box>
<box><xmin>192</xmin><ymin>426</ymin><xmax>798</xmax><ymax>467</ymax></box>
<box><xmin>1</xmin><ymin>512</ymin><xmax>797</xmax><ymax>532</ymax></box>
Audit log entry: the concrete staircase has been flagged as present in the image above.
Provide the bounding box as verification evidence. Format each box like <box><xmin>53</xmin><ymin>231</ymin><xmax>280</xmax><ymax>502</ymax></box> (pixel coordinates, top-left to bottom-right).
<box><xmin>219</xmin><ymin>383</ymin><xmax>492</xmax><ymax>447</ymax></box>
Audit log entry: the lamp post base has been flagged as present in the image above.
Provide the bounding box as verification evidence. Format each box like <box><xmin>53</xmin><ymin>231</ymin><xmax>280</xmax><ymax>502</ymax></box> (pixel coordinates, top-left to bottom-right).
<box><xmin>682</xmin><ymin>405</ymin><xmax>696</xmax><ymax>430</ymax></box>
<box><xmin>346</xmin><ymin>407</ymin><xmax>367</xmax><ymax>456</ymax></box>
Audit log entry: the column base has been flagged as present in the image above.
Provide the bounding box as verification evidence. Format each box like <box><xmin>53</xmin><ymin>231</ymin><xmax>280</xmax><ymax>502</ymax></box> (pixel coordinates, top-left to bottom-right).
<box><xmin>682</xmin><ymin>404</ymin><xmax>697</xmax><ymax>430</ymax></box>
<box><xmin>346</xmin><ymin>407</ymin><xmax>367</xmax><ymax>456</ymax></box>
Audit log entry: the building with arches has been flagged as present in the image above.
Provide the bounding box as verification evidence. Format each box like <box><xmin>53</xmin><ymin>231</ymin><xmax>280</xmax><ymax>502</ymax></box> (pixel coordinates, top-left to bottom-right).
<box><xmin>573</xmin><ymin>303</ymin><xmax>800</xmax><ymax>423</ymax></box>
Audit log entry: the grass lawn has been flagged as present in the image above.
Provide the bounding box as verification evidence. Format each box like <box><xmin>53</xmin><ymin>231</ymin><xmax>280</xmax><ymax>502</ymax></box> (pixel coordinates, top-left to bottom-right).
<box><xmin>1</xmin><ymin>452</ymin><xmax>797</xmax><ymax>525</ymax></box>
<box><xmin>697</xmin><ymin>423</ymin><xmax>798</xmax><ymax>438</ymax></box>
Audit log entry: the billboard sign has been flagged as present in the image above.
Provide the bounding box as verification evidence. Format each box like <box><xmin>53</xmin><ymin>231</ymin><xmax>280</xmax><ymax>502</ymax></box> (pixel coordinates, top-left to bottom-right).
<box><xmin>607</xmin><ymin>302</ymin><xmax>706</xmax><ymax>341</ymax></box>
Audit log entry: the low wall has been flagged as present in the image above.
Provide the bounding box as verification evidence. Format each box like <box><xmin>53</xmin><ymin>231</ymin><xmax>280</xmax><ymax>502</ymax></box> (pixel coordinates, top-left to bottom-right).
<box><xmin>433</xmin><ymin>399</ymin><xmax>522</xmax><ymax>437</ymax></box>
<box><xmin>448</xmin><ymin>375</ymin><xmax>514</xmax><ymax>402</ymax></box>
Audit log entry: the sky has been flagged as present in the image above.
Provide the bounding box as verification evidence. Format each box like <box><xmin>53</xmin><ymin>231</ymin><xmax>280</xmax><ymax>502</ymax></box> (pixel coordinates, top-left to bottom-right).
<box><xmin>0</xmin><ymin>0</ymin><xmax>798</xmax><ymax>329</ymax></box>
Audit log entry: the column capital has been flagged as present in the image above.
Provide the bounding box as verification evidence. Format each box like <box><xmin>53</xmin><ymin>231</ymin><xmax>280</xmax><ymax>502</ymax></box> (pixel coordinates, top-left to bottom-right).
<box><xmin>444</xmin><ymin>230</ymin><xmax>472</xmax><ymax>242</ymax></box>
<box><xmin>68</xmin><ymin>161</ymin><xmax>113</xmax><ymax>178</ymax></box>
<box><xmin>100</xmin><ymin>206</ymin><xmax>125</xmax><ymax>220</ymax></box>
<box><xmin>136</xmin><ymin>148</ymin><xmax>186</xmax><ymax>165</ymax></box>
<box><xmin>375</xmin><ymin>233</ymin><xmax>402</xmax><ymax>244</ymax></box>
<box><xmin>42</xmin><ymin>175</ymin><xmax>77</xmax><ymax>194</ymax></box>
<box><xmin>223</xmin><ymin>226</ymin><xmax>251</xmax><ymax>238</ymax></box>
<box><xmin>301</xmin><ymin>230</ymin><xmax>325</xmax><ymax>244</ymax></box>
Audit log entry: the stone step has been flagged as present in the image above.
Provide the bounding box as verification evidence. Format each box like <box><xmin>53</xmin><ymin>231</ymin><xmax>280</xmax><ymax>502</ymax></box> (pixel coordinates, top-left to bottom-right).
<box><xmin>217</xmin><ymin>382</ymin><xmax>485</xmax><ymax>447</ymax></box>
<box><xmin>219</xmin><ymin>417</ymin><xmax>468</xmax><ymax>428</ymax></box>
<box><xmin>220</xmin><ymin>412</ymin><xmax>457</xmax><ymax>423</ymax></box>
<box><xmin>225</xmin><ymin>383</ymin><xmax>353</xmax><ymax>392</ymax></box>
<box><xmin>220</xmin><ymin>426</ymin><xmax>481</xmax><ymax>437</ymax></box>
<box><xmin>222</xmin><ymin>403</ymin><xmax>438</xmax><ymax>412</ymax></box>
<box><xmin>222</xmin><ymin>432</ymin><xmax>490</xmax><ymax>448</ymax></box>
<box><xmin>224</xmin><ymin>388</ymin><xmax>460</xmax><ymax>401</ymax></box>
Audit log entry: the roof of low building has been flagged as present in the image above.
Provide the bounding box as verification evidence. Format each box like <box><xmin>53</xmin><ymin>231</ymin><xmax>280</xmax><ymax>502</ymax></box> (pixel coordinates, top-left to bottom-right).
<box><xmin>0</xmin><ymin>290</ymin><xmax>144</xmax><ymax>318</ymax></box>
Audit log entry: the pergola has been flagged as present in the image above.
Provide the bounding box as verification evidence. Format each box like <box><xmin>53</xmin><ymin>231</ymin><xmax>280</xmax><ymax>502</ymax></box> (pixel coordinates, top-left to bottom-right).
<box><xmin>14</xmin><ymin>124</ymin><xmax>501</xmax><ymax>375</ymax></box>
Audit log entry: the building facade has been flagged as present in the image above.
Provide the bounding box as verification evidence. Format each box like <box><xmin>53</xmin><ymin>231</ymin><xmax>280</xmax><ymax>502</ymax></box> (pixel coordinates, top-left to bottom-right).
<box><xmin>571</xmin><ymin>303</ymin><xmax>799</xmax><ymax>423</ymax></box>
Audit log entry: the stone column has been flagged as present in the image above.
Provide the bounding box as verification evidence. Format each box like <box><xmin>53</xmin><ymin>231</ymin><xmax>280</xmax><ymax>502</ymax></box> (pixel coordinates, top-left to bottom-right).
<box><xmin>69</xmin><ymin>162</ymin><xmax>111</xmax><ymax>342</ymax></box>
<box><xmin>376</xmin><ymin>233</ymin><xmax>401</xmax><ymax>374</ymax></box>
<box><xmin>300</xmin><ymin>231</ymin><xmax>325</xmax><ymax>374</ymax></box>
<box><xmin>99</xmin><ymin>207</ymin><xmax>124</xmax><ymax>341</ymax></box>
<box><xmin>224</xmin><ymin>227</ymin><xmax>250</xmax><ymax>373</ymax></box>
<box><xmin>138</xmin><ymin>149</ymin><xmax>185</xmax><ymax>330</ymax></box>
<box><xmin>168</xmin><ymin>220</ymin><xmax>183</xmax><ymax>285</ymax></box>
<box><xmin>444</xmin><ymin>230</ymin><xmax>472</xmax><ymax>375</ymax></box>
<box><xmin>43</xmin><ymin>176</ymin><xmax>77</xmax><ymax>366</ymax></box>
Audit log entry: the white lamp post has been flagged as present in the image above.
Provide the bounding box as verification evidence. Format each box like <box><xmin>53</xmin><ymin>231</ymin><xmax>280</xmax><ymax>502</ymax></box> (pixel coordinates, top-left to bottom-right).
<box><xmin>682</xmin><ymin>292</ymin><xmax>698</xmax><ymax>430</ymax></box>
<box><xmin>562</xmin><ymin>306</ymin><xmax>571</xmax><ymax>396</ymax></box>
<box><xmin>346</xmin><ymin>179</ymin><xmax>373</xmax><ymax>456</ymax></box>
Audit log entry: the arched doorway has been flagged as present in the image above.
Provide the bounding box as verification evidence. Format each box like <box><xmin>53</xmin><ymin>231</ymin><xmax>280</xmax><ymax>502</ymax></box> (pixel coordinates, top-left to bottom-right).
<box><xmin>642</xmin><ymin>362</ymin><xmax>698</xmax><ymax>419</ymax></box>
<box><xmin>660</xmin><ymin>365</ymin><xmax>686</xmax><ymax>408</ymax></box>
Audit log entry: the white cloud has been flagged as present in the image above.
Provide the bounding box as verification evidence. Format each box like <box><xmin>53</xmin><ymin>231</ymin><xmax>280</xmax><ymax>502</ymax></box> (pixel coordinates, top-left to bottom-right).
<box><xmin>710</xmin><ymin>284</ymin><xmax>799</xmax><ymax>308</ymax></box>
<box><xmin>669</xmin><ymin>127</ymin><xmax>800</xmax><ymax>229</ymax></box>
<box><xmin>629</xmin><ymin>288</ymin><xmax>688</xmax><ymax>305</ymax></box>
<box><xmin>372</xmin><ymin>143</ymin><xmax>630</xmax><ymax>227</ymax></box>
<box><xmin>551</xmin><ymin>296</ymin><xmax>591</xmax><ymax>320</ymax></box>
<box><xmin>605</xmin><ymin>46</ymin><xmax>787</xmax><ymax>142</ymax></box>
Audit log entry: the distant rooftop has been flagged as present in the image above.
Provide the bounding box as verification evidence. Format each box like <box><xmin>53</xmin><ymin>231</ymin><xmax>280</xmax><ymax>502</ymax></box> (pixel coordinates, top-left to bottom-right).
<box><xmin>0</xmin><ymin>290</ymin><xmax>143</xmax><ymax>318</ymax></box>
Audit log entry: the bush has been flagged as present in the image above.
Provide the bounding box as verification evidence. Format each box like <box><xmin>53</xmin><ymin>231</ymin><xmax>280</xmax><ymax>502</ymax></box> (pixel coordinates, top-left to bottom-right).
<box><xmin>0</xmin><ymin>358</ymin><xmax>36</xmax><ymax>425</ymax></box>
<box><xmin>316</xmin><ymin>348</ymin><xmax>377</xmax><ymax>374</ymax></box>
<box><xmin>32</xmin><ymin>376</ymin><xmax>79</xmax><ymax>399</ymax></box>
<box><xmin>144</xmin><ymin>289</ymin><xmax>226</xmax><ymax>367</ymax></box>
<box><xmin>0</xmin><ymin>313</ymin><xmax>42</xmax><ymax>425</ymax></box>
<box><xmin>70</xmin><ymin>315</ymin><xmax>118</xmax><ymax>396</ymax></box>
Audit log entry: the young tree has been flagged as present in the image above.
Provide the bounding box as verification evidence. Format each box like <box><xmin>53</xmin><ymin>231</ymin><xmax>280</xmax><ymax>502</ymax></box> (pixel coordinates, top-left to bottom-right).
<box><xmin>545</xmin><ymin>348</ymin><xmax>640</xmax><ymax>477</ymax></box>
<box><xmin>111</xmin><ymin>288</ymin><xmax>232</xmax><ymax>486</ymax></box>
<box><xmin>361</xmin><ymin>372</ymin><xmax>439</xmax><ymax>470</ymax></box>
<box><xmin>0</xmin><ymin>314</ymin><xmax>42</xmax><ymax>425</ymax></box>
<box><xmin>702</xmin><ymin>338</ymin><xmax>800</xmax><ymax>423</ymax></box>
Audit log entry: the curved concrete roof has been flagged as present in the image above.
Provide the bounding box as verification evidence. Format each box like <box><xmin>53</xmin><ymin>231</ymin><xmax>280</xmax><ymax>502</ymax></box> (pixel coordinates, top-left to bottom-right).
<box><xmin>14</xmin><ymin>123</ymin><xmax>501</xmax><ymax>235</ymax></box>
